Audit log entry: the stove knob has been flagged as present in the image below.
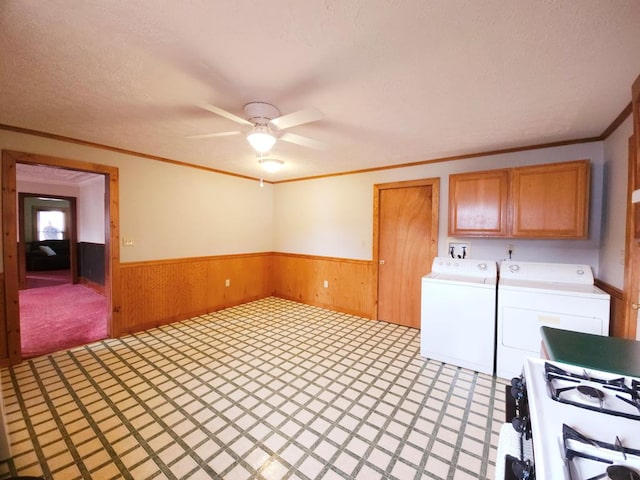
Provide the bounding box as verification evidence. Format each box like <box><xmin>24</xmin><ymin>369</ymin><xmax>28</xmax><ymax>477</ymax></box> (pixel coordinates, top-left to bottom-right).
<box><xmin>511</xmin><ymin>417</ymin><xmax>527</xmax><ymax>434</ymax></box>
<box><xmin>478</xmin><ymin>263</ymin><xmax>487</xmax><ymax>270</ymax></box>
<box><xmin>510</xmin><ymin>377</ymin><xmax>526</xmax><ymax>401</ymax></box>
<box><xmin>511</xmin><ymin>458</ymin><xmax>534</xmax><ymax>480</ymax></box>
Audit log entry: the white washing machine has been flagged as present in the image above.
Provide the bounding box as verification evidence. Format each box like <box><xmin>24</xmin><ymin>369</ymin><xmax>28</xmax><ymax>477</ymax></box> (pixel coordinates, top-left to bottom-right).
<box><xmin>496</xmin><ymin>260</ymin><xmax>610</xmax><ymax>379</ymax></box>
<box><xmin>420</xmin><ymin>257</ymin><xmax>497</xmax><ymax>375</ymax></box>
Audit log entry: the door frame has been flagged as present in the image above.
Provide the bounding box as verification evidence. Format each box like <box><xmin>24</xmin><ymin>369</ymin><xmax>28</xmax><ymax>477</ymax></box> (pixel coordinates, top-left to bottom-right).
<box><xmin>2</xmin><ymin>150</ymin><xmax>121</xmax><ymax>366</ymax></box>
<box><xmin>621</xmin><ymin>74</ymin><xmax>640</xmax><ymax>340</ymax></box>
<box><xmin>372</xmin><ymin>177</ymin><xmax>440</xmax><ymax>321</ymax></box>
<box><xmin>18</xmin><ymin>193</ymin><xmax>79</xmax><ymax>289</ymax></box>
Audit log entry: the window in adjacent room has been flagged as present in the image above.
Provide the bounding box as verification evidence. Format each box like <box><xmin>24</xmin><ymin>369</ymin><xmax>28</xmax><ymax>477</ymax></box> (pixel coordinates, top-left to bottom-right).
<box><xmin>37</xmin><ymin>209</ymin><xmax>66</xmax><ymax>240</ymax></box>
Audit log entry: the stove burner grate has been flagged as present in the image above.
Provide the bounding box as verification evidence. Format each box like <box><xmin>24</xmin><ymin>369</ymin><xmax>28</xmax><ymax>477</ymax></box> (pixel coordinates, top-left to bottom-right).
<box><xmin>545</xmin><ymin>363</ymin><xmax>640</xmax><ymax>421</ymax></box>
<box><xmin>563</xmin><ymin>424</ymin><xmax>640</xmax><ymax>480</ymax></box>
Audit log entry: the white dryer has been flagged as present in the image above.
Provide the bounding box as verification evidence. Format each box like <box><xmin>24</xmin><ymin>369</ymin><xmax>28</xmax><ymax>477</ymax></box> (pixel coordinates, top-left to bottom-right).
<box><xmin>496</xmin><ymin>261</ymin><xmax>610</xmax><ymax>379</ymax></box>
<box><xmin>420</xmin><ymin>257</ymin><xmax>497</xmax><ymax>375</ymax></box>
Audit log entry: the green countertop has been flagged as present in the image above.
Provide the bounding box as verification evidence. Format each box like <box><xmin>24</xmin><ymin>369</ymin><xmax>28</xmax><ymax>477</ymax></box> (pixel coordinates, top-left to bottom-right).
<box><xmin>541</xmin><ymin>326</ymin><xmax>640</xmax><ymax>377</ymax></box>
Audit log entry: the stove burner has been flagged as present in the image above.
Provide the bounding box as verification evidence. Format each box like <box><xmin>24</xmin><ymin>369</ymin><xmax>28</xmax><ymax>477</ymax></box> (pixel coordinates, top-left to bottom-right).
<box><xmin>577</xmin><ymin>385</ymin><xmax>605</xmax><ymax>407</ymax></box>
<box><xmin>577</xmin><ymin>385</ymin><xmax>605</xmax><ymax>400</ymax></box>
<box><xmin>606</xmin><ymin>465</ymin><xmax>640</xmax><ymax>480</ymax></box>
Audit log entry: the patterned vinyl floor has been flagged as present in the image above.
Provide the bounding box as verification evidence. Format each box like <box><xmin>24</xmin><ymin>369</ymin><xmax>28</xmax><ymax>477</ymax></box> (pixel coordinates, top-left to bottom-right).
<box><xmin>0</xmin><ymin>297</ymin><xmax>507</xmax><ymax>479</ymax></box>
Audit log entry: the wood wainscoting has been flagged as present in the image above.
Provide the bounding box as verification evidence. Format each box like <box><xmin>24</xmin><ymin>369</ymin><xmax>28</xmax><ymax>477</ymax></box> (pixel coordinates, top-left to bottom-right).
<box><xmin>118</xmin><ymin>253</ymin><xmax>272</xmax><ymax>336</ymax></box>
<box><xmin>271</xmin><ymin>253</ymin><xmax>376</xmax><ymax>319</ymax></box>
<box><xmin>594</xmin><ymin>279</ymin><xmax>625</xmax><ymax>337</ymax></box>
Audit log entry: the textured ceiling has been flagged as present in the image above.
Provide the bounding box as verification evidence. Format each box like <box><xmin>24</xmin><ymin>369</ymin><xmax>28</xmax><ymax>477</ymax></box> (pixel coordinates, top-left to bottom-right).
<box><xmin>2</xmin><ymin>1</ymin><xmax>640</xmax><ymax>181</ymax></box>
<box><xmin>16</xmin><ymin>163</ymin><xmax>103</xmax><ymax>186</ymax></box>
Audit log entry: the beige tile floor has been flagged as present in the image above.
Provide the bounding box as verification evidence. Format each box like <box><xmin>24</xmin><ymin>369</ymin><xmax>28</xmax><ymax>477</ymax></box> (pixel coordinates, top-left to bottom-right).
<box><xmin>0</xmin><ymin>297</ymin><xmax>507</xmax><ymax>479</ymax></box>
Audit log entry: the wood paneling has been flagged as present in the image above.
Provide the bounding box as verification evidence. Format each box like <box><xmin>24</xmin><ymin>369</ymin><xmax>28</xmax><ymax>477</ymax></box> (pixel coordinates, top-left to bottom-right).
<box><xmin>271</xmin><ymin>253</ymin><xmax>376</xmax><ymax>319</ymax></box>
<box><xmin>118</xmin><ymin>253</ymin><xmax>272</xmax><ymax>335</ymax></box>
<box><xmin>594</xmin><ymin>279</ymin><xmax>624</xmax><ymax>337</ymax></box>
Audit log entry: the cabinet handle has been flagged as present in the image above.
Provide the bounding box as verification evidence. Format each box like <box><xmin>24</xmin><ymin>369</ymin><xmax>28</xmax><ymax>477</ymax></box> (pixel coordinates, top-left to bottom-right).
<box><xmin>379</xmin><ymin>259</ymin><xmax>386</xmax><ymax>265</ymax></box>
<box><xmin>632</xmin><ymin>303</ymin><xmax>639</xmax><ymax>310</ymax></box>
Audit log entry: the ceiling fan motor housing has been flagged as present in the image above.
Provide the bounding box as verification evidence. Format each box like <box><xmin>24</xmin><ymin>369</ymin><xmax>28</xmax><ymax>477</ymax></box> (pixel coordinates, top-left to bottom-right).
<box><xmin>243</xmin><ymin>102</ymin><xmax>281</xmax><ymax>126</ymax></box>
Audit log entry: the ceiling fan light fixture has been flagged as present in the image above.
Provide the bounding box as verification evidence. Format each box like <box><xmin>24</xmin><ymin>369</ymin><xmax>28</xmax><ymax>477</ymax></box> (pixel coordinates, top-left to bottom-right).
<box><xmin>259</xmin><ymin>158</ymin><xmax>284</xmax><ymax>173</ymax></box>
<box><xmin>247</xmin><ymin>124</ymin><xmax>276</xmax><ymax>153</ymax></box>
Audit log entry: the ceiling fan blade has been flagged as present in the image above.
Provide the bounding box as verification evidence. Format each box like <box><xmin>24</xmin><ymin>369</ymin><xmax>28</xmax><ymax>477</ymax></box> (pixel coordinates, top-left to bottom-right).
<box><xmin>198</xmin><ymin>103</ymin><xmax>253</xmax><ymax>126</ymax></box>
<box><xmin>271</xmin><ymin>107</ymin><xmax>323</xmax><ymax>130</ymax></box>
<box><xmin>280</xmin><ymin>132</ymin><xmax>327</xmax><ymax>150</ymax></box>
<box><xmin>186</xmin><ymin>131</ymin><xmax>242</xmax><ymax>139</ymax></box>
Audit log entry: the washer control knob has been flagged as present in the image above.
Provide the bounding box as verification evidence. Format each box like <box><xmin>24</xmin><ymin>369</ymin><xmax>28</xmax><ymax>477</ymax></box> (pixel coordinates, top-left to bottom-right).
<box><xmin>577</xmin><ymin>269</ymin><xmax>584</xmax><ymax>275</ymax></box>
<box><xmin>509</xmin><ymin>264</ymin><xmax>520</xmax><ymax>273</ymax></box>
<box><xmin>478</xmin><ymin>263</ymin><xmax>487</xmax><ymax>270</ymax></box>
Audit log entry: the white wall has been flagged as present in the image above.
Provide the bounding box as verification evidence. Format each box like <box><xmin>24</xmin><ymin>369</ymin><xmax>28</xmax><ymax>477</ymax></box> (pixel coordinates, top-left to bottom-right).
<box><xmin>599</xmin><ymin>116</ymin><xmax>633</xmax><ymax>289</ymax></box>
<box><xmin>1</xmin><ymin>125</ymin><xmax>627</xmax><ymax>279</ymax></box>
<box><xmin>0</xmin><ymin>130</ymin><xmax>274</xmax><ymax>267</ymax></box>
<box><xmin>274</xmin><ymin>142</ymin><xmax>606</xmax><ymax>272</ymax></box>
<box><xmin>78</xmin><ymin>177</ymin><xmax>105</xmax><ymax>244</ymax></box>
<box><xmin>17</xmin><ymin>179</ymin><xmax>79</xmax><ymax>199</ymax></box>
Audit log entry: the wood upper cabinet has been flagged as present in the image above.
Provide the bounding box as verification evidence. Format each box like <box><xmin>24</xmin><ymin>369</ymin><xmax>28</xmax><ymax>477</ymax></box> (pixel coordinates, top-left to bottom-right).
<box><xmin>448</xmin><ymin>159</ymin><xmax>590</xmax><ymax>238</ymax></box>
<box><xmin>448</xmin><ymin>169</ymin><xmax>509</xmax><ymax>237</ymax></box>
<box><xmin>510</xmin><ymin>160</ymin><xmax>589</xmax><ymax>238</ymax></box>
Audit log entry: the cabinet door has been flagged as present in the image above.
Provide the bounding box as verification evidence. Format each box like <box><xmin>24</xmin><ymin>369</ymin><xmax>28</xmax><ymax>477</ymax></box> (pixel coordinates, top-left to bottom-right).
<box><xmin>510</xmin><ymin>160</ymin><xmax>589</xmax><ymax>238</ymax></box>
<box><xmin>448</xmin><ymin>169</ymin><xmax>509</xmax><ymax>237</ymax></box>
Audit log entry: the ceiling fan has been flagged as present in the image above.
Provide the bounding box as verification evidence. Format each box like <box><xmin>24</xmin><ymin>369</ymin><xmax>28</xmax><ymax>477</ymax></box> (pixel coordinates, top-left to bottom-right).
<box><xmin>188</xmin><ymin>102</ymin><xmax>325</xmax><ymax>153</ymax></box>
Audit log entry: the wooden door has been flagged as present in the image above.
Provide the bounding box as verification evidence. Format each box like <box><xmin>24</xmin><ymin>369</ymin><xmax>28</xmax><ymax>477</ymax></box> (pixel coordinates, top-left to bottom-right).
<box><xmin>376</xmin><ymin>179</ymin><xmax>439</xmax><ymax>328</ymax></box>
<box><xmin>622</xmin><ymin>73</ymin><xmax>640</xmax><ymax>339</ymax></box>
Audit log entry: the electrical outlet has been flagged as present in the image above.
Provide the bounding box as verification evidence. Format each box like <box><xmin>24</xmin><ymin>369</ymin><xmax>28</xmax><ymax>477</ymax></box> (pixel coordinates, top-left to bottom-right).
<box><xmin>448</xmin><ymin>242</ymin><xmax>469</xmax><ymax>259</ymax></box>
<box><xmin>323</xmin><ymin>280</ymin><xmax>329</xmax><ymax>288</ymax></box>
<box><xmin>225</xmin><ymin>279</ymin><xmax>230</xmax><ymax>287</ymax></box>
<box><xmin>122</xmin><ymin>237</ymin><xmax>134</xmax><ymax>246</ymax></box>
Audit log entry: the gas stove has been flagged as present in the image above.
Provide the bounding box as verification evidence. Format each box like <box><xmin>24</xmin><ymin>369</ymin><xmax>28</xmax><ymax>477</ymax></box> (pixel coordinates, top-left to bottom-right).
<box><xmin>503</xmin><ymin>358</ymin><xmax>640</xmax><ymax>480</ymax></box>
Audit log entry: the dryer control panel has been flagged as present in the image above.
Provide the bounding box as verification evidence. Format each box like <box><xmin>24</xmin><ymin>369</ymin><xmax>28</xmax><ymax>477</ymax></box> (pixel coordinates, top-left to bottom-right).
<box><xmin>499</xmin><ymin>260</ymin><xmax>594</xmax><ymax>285</ymax></box>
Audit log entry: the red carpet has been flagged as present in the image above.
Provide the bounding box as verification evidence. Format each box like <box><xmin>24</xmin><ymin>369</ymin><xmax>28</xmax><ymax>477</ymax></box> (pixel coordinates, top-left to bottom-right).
<box><xmin>19</xmin><ymin>284</ymin><xmax>108</xmax><ymax>358</ymax></box>
<box><xmin>25</xmin><ymin>269</ymin><xmax>72</xmax><ymax>289</ymax></box>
